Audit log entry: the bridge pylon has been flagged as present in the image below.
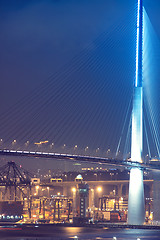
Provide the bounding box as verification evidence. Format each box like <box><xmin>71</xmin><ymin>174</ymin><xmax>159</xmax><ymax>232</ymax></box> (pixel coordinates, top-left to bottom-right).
<box><xmin>128</xmin><ymin>0</ymin><xmax>145</xmax><ymax>225</ymax></box>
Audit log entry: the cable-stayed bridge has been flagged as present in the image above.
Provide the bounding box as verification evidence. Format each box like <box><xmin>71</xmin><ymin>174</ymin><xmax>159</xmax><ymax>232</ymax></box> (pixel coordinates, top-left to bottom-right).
<box><xmin>0</xmin><ymin>0</ymin><xmax>160</xmax><ymax>225</ymax></box>
<box><xmin>0</xmin><ymin>3</ymin><xmax>160</xmax><ymax>161</ymax></box>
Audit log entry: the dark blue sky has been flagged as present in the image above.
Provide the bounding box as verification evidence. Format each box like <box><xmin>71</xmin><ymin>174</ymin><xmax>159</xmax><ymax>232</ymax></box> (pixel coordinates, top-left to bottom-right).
<box><xmin>0</xmin><ymin>0</ymin><xmax>133</xmax><ymax>104</ymax></box>
<box><xmin>0</xmin><ymin>0</ymin><xmax>160</xmax><ymax>170</ymax></box>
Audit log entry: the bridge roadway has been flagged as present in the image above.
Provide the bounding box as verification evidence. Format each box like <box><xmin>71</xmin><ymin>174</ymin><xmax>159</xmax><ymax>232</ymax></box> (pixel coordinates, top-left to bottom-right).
<box><xmin>0</xmin><ymin>149</ymin><xmax>160</xmax><ymax>171</ymax></box>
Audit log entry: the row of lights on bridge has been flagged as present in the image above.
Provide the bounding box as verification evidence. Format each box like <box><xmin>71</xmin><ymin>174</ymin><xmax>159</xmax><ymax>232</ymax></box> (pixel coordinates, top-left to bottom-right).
<box><xmin>0</xmin><ymin>139</ymin><xmax>155</xmax><ymax>159</ymax></box>
<box><xmin>0</xmin><ymin>139</ymin><xmax>156</xmax><ymax>160</ymax></box>
<box><xmin>0</xmin><ymin>139</ymin><xmax>114</xmax><ymax>154</ymax></box>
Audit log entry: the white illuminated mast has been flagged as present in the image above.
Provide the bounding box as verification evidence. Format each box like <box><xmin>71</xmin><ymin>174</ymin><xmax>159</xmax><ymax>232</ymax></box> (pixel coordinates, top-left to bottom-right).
<box><xmin>128</xmin><ymin>0</ymin><xmax>145</xmax><ymax>225</ymax></box>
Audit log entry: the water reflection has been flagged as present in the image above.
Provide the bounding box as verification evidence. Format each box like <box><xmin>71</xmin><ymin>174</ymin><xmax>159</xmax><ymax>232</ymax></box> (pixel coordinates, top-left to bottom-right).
<box><xmin>1</xmin><ymin>226</ymin><xmax>160</xmax><ymax>240</ymax></box>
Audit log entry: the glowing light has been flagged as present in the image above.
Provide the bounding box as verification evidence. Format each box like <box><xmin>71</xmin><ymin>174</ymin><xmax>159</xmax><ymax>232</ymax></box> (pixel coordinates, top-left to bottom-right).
<box><xmin>135</xmin><ymin>0</ymin><xmax>143</xmax><ymax>87</ymax></box>
<box><xmin>136</xmin><ymin>0</ymin><xmax>140</xmax><ymax>87</ymax></box>
<box><xmin>72</xmin><ymin>187</ymin><xmax>76</xmax><ymax>193</ymax></box>
<box><xmin>85</xmin><ymin>146</ymin><xmax>89</xmax><ymax>151</ymax></box>
<box><xmin>12</xmin><ymin>139</ymin><xmax>17</xmax><ymax>144</ymax></box>
<box><xmin>34</xmin><ymin>140</ymin><xmax>49</xmax><ymax>145</ymax></box>
<box><xmin>97</xmin><ymin>186</ymin><xmax>102</xmax><ymax>193</ymax></box>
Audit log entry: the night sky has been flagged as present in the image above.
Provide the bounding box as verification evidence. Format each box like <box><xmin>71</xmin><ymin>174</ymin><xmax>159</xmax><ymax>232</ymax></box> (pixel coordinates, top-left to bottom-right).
<box><xmin>0</xmin><ymin>0</ymin><xmax>160</xmax><ymax>171</ymax></box>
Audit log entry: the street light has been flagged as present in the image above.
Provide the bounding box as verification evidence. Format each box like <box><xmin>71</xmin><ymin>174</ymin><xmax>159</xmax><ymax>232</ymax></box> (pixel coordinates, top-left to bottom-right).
<box><xmin>96</xmin><ymin>148</ymin><xmax>100</xmax><ymax>153</ymax></box>
<box><xmin>74</xmin><ymin>145</ymin><xmax>78</xmax><ymax>150</ymax></box>
<box><xmin>50</xmin><ymin>142</ymin><xmax>54</xmax><ymax>148</ymax></box>
<box><xmin>12</xmin><ymin>139</ymin><xmax>17</xmax><ymax>145</ymax></box>
<box><xmin>97</xmin><ymin>186</ymin><xmax>102</xmax><ymax>193</ymax></box>
<box><xmin>72</xmin><ymin>187</ymin><xmax>76</xmax><ymax>193</ymax></box>
<box><xmin>25</xmin><ymin>141</ymin><xmax>29</xmax><ymax>146</ymax></box>
<box><xmin>106</xmin><ymin>149</ymin><xmax>110</xmax><ymax>156</ymax></box>
<box><xmin>85</xmin><ymin>146</ymin><xmax>89</xmax><ymax>152</ymax></box>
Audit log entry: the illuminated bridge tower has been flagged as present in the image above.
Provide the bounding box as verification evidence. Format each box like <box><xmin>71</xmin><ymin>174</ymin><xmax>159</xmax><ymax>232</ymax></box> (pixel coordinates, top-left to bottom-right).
<box><xmin>128</xmin><ymin>0</ymin><xmax>145</xmax><ymax>225</ymax></box>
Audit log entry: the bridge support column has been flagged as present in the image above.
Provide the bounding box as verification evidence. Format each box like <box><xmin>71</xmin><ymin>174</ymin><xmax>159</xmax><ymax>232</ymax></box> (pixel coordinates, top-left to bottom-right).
<box><xmin>128</xmin><ymin>168</ymin><xmax>145</xmax><ymax>224</ymax></box>
<box><xmin>128</xmin><ymin>0</ymin><xmax>145</xmax><ymax>225</ymax></box>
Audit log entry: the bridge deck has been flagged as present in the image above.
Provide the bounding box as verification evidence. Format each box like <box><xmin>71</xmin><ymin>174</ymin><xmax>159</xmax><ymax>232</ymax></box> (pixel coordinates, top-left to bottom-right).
<box><xmin>0</xmin><ymin>149</ymin><xmax>160</xmax><ymax>171</ymax></box>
